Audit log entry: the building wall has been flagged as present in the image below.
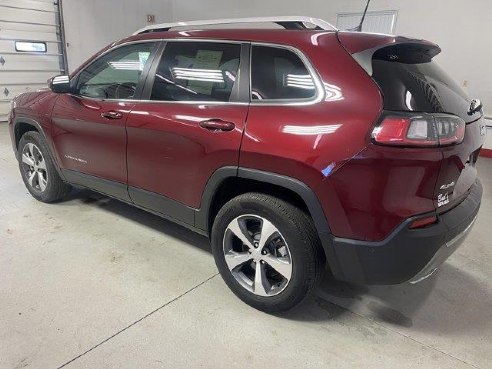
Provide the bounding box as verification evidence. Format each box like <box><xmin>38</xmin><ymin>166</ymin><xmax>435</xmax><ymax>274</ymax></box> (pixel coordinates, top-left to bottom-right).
<box><xmin>61</xmin><ymin>0</ymin><xmax>174</xmax><ymax>72</ymax></box>
<box><xmin>62</xmin><ymin>0</ymin><xmax>491</xmax><ymax>119</ymax></box>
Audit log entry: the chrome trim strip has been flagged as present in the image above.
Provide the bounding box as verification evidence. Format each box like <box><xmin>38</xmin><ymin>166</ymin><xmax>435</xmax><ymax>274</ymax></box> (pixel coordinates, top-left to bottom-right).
<box><xmin>70</xmin><ymin>39</ymin><xmax>243</xmax><ymax>82</ymax></box>
<box><xmin>445</xmin><ymin>214</ymin><xmax>478</xmax><ymax>249</ymax></box>
<box><xmin>70</xmin><ymin>39</ymin><xmax>249</xmax><ymax>105</ymax></box>
<box><xmin>69</xmin><ymin>39</ymin><xmax>324</xmax><ymax>107</ymax></box>
<box><xmin>69</xmin><ymin>94</ymin><xmax>250</xmax><ymax>106</ymax></box>
<box><xmin>409</xmin><ymin>214</ymin><xmax>478</xmax><ymax>284</ymax></box>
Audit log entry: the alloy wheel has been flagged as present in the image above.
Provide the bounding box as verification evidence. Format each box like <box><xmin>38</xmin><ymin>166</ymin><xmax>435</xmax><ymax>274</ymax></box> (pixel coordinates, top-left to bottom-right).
<box><xmin>222</xmin><ymin>215</ymin><xmax>292</xmax><ymax>297</ymax></box>
<box><xmin>21</xmin><ymin>142</ymin><xmax>48</xmax><ymax>192</ymax></box>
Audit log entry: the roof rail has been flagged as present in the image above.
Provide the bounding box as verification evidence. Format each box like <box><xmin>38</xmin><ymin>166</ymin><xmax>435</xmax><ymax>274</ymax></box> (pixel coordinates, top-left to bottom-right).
<box><xmin>133</xmin><ymin>16</ymin><xmax>337</xmax><ymax>35</ymax></box>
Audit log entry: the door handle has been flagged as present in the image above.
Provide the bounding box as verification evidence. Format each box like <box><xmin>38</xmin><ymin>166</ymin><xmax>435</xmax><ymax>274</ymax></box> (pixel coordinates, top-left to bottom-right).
<box><xmin>199</xmin><ymin>119</ymin><xmax>236</xmax><ymax>132</ymax></box>
<box><xmin>101</xmin><ymin>111</ymin><xmax>123</xmax><ymax>120</ymax></box>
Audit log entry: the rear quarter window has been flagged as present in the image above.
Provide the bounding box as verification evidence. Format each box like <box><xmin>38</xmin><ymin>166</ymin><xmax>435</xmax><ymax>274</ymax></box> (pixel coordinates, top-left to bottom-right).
<box><xmin>250</xmin><ymin>45</ymin><xmax>317</xmax><ymax>101</ymax></box>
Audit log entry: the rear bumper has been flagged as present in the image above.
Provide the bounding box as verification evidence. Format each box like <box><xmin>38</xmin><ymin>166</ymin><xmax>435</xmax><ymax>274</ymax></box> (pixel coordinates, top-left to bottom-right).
<box><xmin>327</xmin><ymin>179</ymin><xmax>482</xmax><ymax>285</ymax></box>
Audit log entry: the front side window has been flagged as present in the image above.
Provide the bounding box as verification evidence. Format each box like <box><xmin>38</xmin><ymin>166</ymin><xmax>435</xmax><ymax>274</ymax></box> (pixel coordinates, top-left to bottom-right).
<box><xmin>75</xmin><ymin>42</ymin><xmax>156</xmax><ymax>99</ymax></box>
<box><xmin>251</xmin><ymin>45</ymin><xmax>316</xmax><ymax>101</ymax></box>
<box><xmin>150</xmin><ymin>42</ymin><xmax>241</xmax><ymax>102</ymax></box>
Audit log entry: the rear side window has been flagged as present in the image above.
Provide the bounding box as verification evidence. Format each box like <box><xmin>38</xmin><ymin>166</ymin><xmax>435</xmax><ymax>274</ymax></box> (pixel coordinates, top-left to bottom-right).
<box><xmin>151</xmin><ymin>42</ymin><xmax>241</xmax><ymax>102</ymax></box>
<box><xmin>250</xmin><ymin>45</ymin><xmax>316</xmax><ymax>101</ymax></box>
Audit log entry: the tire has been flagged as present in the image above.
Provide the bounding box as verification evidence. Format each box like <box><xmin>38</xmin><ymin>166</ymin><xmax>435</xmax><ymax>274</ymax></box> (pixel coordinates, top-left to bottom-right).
<box><xmin>18</xmin><ymin>131</ymin><xmax>71</xmax><ymax>203</ymax></box>
<box><xmin>211</xmin><ymin>192</ymin><xmax>324</xmax><ymax>313</ymax></box>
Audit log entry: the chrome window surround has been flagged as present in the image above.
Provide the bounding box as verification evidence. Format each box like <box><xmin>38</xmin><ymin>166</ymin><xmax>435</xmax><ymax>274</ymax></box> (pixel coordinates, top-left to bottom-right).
<box><xmin>249</xmin><ymin>42</ymin><xmax>324</xmax><ymax>106</ymax></box>
<box><xmin>70</xmin><ymin>39</ymin><xmax>324</xmax><ymax>107</ymax></box>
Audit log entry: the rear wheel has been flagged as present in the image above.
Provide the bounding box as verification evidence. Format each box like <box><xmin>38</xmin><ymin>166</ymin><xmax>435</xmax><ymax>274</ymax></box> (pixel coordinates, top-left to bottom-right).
<box><xmin>18</xmin><ymin>131</ymin><xmax>71</xmax><ymax>203</ymax></box>
<box><xmin>211</xmin><ymin>193</ymin><xmax>323</xmax><ymax>312</ymax></box>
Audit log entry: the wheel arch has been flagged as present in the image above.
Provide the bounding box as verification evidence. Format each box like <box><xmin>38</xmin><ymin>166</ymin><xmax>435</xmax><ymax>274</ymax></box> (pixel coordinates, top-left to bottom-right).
<box><xmin>200</xmin><ymin>167</ymin><xmax>339</xmax><ymax>248</ymax></box>
<box><xmin>13</xmin><ymin>117</ymin><xmax>65</xmax><ymax>180</ymax></box>
<box><xmin>196</xmin><ymin>167</ymin><xmax>340</xmax><ymax>274</ymax></box>
<box><xmin>13</xmin><ymin>118</ymin><xmax>43</xmax><ymax>150</ymax></box>
<box><xmin>196</xmin><ymin>167</ymin><xmax>331</xmax><ymax>233</ymax></box>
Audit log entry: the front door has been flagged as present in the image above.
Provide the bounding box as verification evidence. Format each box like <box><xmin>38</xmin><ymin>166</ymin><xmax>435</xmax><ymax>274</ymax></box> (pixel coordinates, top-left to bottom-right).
<box><xmin>51</xmin><ymin>42</ymin><xmax>157</xmax><ymax>200</ymax></box>
<box><xmin>126</xmin><ymin>41</ymin><xmax>249</xmax><ymax>224</ymax></box>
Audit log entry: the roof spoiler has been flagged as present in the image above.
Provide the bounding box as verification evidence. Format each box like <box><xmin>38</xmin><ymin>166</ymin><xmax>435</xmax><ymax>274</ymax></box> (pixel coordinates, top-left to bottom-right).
<box><xmin>338</xmin><ymin>32</ymin><xmax>441</xmax><ymax>75</ymax></box>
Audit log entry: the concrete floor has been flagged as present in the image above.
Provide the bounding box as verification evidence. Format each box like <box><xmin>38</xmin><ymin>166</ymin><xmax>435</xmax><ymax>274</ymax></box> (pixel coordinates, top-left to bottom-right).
<box><xmin>1</xmin><ymin>122</ymin><xmax>491</xmax><ymax>369</ymax></box>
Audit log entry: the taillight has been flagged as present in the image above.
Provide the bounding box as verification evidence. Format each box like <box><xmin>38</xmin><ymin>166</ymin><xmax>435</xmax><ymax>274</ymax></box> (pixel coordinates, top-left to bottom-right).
<box><xmin>372</xmin><ymin>112</ymin><xmax>465</xmax><ymax>147</ymax></box>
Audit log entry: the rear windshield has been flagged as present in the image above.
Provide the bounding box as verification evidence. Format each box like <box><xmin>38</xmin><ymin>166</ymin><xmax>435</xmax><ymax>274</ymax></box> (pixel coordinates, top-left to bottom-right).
<box><xmin>372</xmin><ymin>45</ymin><xmax>478</xmax><ymax>122</ymax></box>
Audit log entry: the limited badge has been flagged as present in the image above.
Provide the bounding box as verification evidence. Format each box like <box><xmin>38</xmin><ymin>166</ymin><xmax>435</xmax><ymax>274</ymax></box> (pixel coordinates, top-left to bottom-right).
<box><xmin>438</xmin><ymin>193</ymin><xmax>450</xmax><ymax>207</ymax></box>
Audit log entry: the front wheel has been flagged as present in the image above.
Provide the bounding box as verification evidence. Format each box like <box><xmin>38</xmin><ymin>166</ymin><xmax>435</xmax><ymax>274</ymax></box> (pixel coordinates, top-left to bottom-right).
<box><xmin>211</xmin><ymin>193</ymin><xmax>324</xmax><ymax>313</ymax></box>
<box><xmin>18</xmin><ymin>131</ymin><xmax>71</xmax><ymax>203</ymax></box>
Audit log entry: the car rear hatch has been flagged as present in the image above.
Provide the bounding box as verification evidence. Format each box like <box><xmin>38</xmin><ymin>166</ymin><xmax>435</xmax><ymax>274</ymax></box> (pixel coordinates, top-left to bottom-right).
<box><xmin>339</xmin><ymin>32</ymin><xmax>486</xmax><ymax>214</ymax></box>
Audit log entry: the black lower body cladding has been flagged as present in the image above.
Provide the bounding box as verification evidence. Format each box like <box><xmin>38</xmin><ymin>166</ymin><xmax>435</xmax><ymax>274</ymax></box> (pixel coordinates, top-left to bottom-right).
<box><xmin>329</xmin><ymin>179</ymin><xmax>482</xmax><ymax>285</ymax></box>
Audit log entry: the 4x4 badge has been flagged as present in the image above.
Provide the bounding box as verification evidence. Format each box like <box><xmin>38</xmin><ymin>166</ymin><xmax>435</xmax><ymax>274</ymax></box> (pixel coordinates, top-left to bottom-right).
<box><xmin>468</xmin><ymin>99</ymin><xmax>482</xmax><ymax>115</ymax></box>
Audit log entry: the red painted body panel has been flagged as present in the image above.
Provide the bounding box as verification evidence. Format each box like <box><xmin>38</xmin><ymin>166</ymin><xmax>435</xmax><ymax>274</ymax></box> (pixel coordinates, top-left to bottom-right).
<box><xmin>316</xmin><ymin>145</ymin><xmax>441</xmax><ymax>241</ymax></box>
<box><xmin>240</xmin><ymin>33</ymin><xmax>384</xmax><ymax>239</ymax></box>
<box><xmin>9</xmin><ymin>28</ymin><xmax>483</xmax><ymax>245</ymax></box>
<box><xmin>51</xmin><ymin>95</ymin><xmax>133</xmax><ymax>183</ymax></box>
<box><xmin>126</xmin><ymin>103</ymin><xmax>248</xmax><ymax>207</ymax></box>
<box><xmin>9</xmin><ymin>90</ymin><xmax>60</xmax><ymax>157</ymax></box>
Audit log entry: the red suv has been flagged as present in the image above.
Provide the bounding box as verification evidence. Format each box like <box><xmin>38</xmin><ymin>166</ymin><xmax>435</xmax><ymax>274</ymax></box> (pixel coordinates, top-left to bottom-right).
<box><xmin>8</xmin><ymin>17</ymin><xmax>486</xmax><ymax>312</ymax></box>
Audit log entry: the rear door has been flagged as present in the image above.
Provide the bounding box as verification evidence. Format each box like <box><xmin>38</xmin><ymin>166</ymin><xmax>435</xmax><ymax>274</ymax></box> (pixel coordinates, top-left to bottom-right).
<box><xmin>125</xmin><ymin>41</ymin><xmax>249</xmax><ymax>224</ymax></box>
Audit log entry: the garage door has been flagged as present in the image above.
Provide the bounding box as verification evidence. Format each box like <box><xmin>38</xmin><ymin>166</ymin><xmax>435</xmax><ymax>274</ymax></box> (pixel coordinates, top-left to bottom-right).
<box><xmin>0</xmin><ymin>0</ymin><xmax>66</xmax><ymax>121</ymax></box>
<box><xmin>337</xmin><ymin>10</ymin><xmax>398</xmax><ymax>34</ymax></box>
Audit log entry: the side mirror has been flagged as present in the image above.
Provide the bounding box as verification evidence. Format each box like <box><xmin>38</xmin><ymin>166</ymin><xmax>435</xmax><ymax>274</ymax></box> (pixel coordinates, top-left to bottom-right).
<box><xmin>49</xmin><ymin>75</ymin><xmax>72</xmax><ymax>93</ymax></box>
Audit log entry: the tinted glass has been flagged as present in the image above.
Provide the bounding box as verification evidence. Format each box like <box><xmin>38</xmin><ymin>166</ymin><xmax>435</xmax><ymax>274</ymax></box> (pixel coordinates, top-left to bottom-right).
<box><xmin>76</xmin><ymin>42</ymin><xmax>155</xmax><ymax>99</ymax></box>
<box><xmin>372</xmin><ymin>45</ymin><xmax>476</xmax><ymax>122</ymax></box>
<box><xmin>251</xmin><ymin>45</ymin><xmax>316</xmax><ymax>101</ymax></box>
<box><xmin>151</xmin><ymin>42</ymin><xmax>241</xmax><ymax>102</ymax></box>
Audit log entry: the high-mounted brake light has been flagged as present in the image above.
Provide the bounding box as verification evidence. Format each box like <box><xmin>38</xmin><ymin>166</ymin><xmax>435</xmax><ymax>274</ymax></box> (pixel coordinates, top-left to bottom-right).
<box><xmin>372</xmin><ymin>112</ymin><xmax>465</xmax><ymax>147</ymax></box>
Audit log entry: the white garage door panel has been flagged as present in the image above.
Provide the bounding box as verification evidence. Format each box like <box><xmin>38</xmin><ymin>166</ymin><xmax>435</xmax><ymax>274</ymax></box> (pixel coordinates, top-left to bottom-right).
<box><xmin>2</xmin><ymin>71</ymin><xmax>56</xmax><ymax>85</ymax></box>
<box><xmin>0</xmin><ymin>85</ymin><xmax>47</xmax><ymax>102</ymax></box>
<box><xmin>1</xmin><ymin>0</ymin><xmax>57</xmax><ymax>13</ymax></box>
<box><xmin>0</xmin><ymin>8</ymin><xmax>57</xmax><ymax>26</ymax></box>
<box><xmin>0</xmin><ymin>101</ymin><xmax>11</xmax><ymax>120</ymax></box>
<box><xmin>0</xmin><ymin>0</ymin><xmax>64</xmax><ymax>122</ymax></box>
<box><xmin>0</xmin><ymin>54</ymin><xmax>61</xmax><ymax>72</ymax></box>
<box><xmin>0</xmin><ymin>40</ymin><xmax>60</xmax><ymax>54</ymax></box>
<box><xmin>0</xmin><ymin>21</ymin><xmax>56</xmax><ymax>34</ymax></box>
<box><xmin>0</xmin><ymin>28</ymin><xmax>59</xmax><ymax>43</ymax></box>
